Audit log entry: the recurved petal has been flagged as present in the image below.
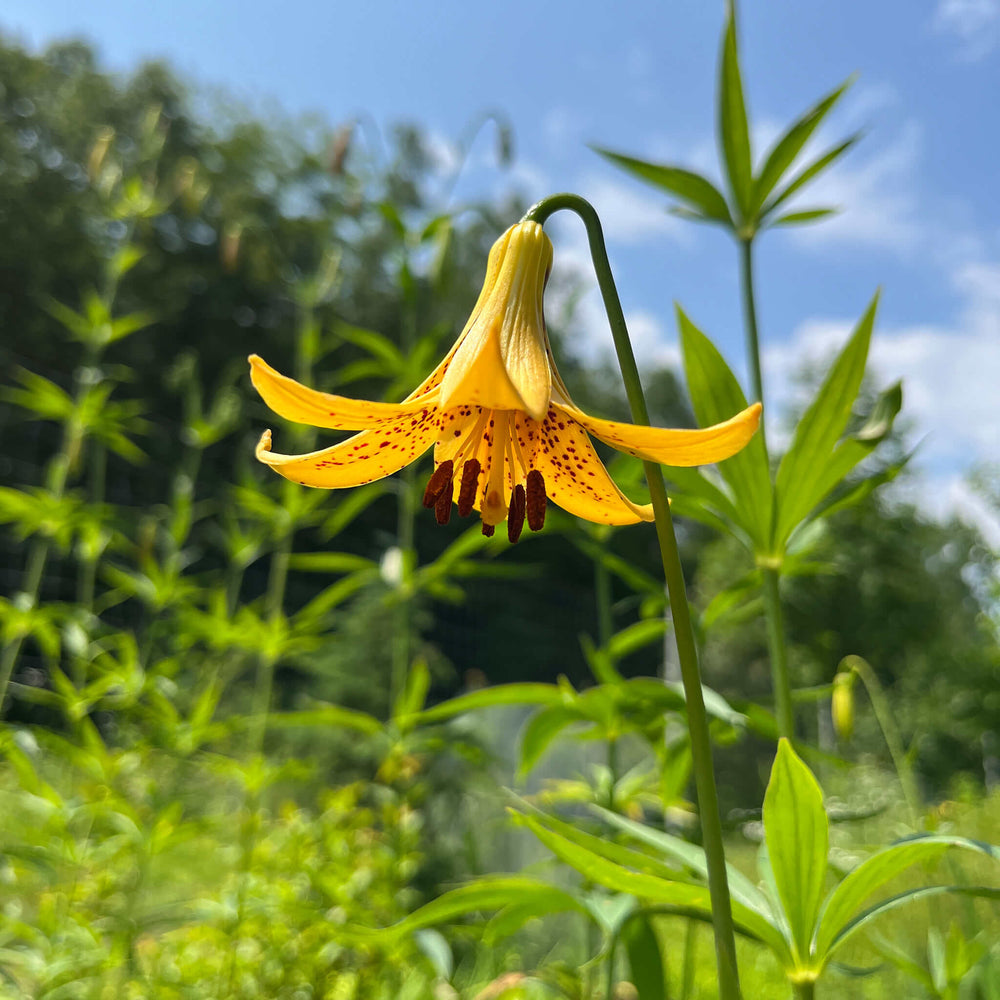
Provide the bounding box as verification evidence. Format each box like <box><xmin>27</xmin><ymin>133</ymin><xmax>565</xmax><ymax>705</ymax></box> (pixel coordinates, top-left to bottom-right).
<box><xmin>559</xmin><ymin>400</ymin><xmax>762</xmax><ymax>468</ymax></box>
<box><xmin>534</xmin><ymin>408</ymin><xmax>653</xmax><ymax>525</ymax></box>
<box><xmin>249</xmin><ymin>354</ymin><xmax>435</xmax><ymax>430</ymax></box>
<box><xmin>254</xmin><ymin>406</ymin><xmax>439</xmax><ymax>488</ymax></box>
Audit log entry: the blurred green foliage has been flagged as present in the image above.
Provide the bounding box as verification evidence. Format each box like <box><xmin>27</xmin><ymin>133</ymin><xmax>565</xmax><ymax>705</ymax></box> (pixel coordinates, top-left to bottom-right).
<box><xmin>1</xmin><ymin>25</ymin><xmax>1000</xmax><ymax>1000</ymax></box>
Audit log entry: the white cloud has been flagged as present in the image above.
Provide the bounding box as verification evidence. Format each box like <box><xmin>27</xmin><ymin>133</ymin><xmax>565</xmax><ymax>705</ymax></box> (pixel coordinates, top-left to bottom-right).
<box><xmin>933</xmin><ymin>0</ymin><xmax>1000</xmax><ymax>60</ymax></box>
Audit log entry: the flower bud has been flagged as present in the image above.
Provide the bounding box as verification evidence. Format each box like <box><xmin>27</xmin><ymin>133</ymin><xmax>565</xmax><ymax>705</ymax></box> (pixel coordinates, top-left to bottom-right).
<box><xmin>832</xmin><ymin>670</ymin><xmax>856</xmax><ymax>742</ymax></box>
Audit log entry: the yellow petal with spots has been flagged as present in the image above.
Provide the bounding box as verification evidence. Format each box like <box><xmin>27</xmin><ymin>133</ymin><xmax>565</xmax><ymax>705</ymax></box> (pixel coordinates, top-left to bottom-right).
<box><xmin>255</xmin><ymin>406</ymin><xmax>439</xmax><ymax>488</ymax></box>
<box><xmin>249</xmin><ymin>354</ymin><xmax>434</xmax><ymax>430</ymax></box>
<box><xmin>534</xmin><ymin>408</ymin><xmax>653</xmax><ymax>525</ymax></box>
<box><xmin>558</xmin><ymin>399</ymin><xmax>763</xmax><ymax>468</ymax></box>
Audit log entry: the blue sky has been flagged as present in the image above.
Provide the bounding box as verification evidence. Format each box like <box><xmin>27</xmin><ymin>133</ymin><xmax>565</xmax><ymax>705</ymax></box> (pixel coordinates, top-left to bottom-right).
<box><xmin>6</xmin><ymin>0</ymin><xmax>1000</xmax><ymax>537</ymax></box>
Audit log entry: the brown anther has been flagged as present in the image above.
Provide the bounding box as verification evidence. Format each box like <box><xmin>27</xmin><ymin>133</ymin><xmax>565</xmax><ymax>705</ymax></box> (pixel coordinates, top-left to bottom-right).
<box><xmin>422</xmin><ymin>460</ymin><xmax>453</xmax><ymax>508</ymax></box>
<box><xmin>507</xmin><ymin>484</ymin><xmax>526</xmax><ymax>544</ymax></box>
<box><xmin>526</xmin><ymin>469</ymin><xmax>547</xmax><ymax>531</ymax></box>
<box><xmin>457</xmin><ymin>459</ymin><xmax>480</xmax><ymax>517</ymax></box>
<box><xmin>434</xmin><ymin>481</ymin><xmax>452</xmax><ymax>525</ymax></box>
<box><xmin>481</xmin><ymin>521</ymin><xmax>495</xmax><ymax>537</ymax></box>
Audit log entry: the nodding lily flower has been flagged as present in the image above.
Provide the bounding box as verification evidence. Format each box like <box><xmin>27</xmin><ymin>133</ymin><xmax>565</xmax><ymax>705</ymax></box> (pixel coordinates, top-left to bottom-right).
<box><xmin>251</xmin><ymin>221</ymin><xmax>761</xmax><ymax>542</ymax></box>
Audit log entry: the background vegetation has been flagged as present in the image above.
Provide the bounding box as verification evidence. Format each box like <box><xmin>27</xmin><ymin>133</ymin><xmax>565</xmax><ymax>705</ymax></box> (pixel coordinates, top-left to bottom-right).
<box><xmin>1</xmin><ymin>31</ymin><xmax>998</xmax><ymax>999</ymax></box>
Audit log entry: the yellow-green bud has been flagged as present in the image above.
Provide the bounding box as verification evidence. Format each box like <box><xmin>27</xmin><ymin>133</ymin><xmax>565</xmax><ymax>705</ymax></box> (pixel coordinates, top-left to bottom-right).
<box><xmin>832</xmin><ymin>671</ymin><xmax>856</xmax><ymax>742</ymax></box>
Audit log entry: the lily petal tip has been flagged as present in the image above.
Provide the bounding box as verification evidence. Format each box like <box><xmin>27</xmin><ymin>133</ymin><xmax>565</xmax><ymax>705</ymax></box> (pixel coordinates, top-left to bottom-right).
<box><xmin>255</xmin><ymin>429</ymin><xmax>273</xmax><ymax>458</ymax></box>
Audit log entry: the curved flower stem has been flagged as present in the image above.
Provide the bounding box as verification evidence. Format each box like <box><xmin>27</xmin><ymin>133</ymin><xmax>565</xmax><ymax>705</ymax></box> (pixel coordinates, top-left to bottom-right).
<box><xmin>739</xmin><ymin>235</ymin><xmax>794</xmax><ymax>741</ymax></box>
<box><xmin>842</xmin><ymin>655</ymin><xmax>921</xmax><ymax>824</ymax></box>
<box><xmin>524</xmin><ymin>194</ymin><xmax>742</xmax><ymax>1000</ymax></box>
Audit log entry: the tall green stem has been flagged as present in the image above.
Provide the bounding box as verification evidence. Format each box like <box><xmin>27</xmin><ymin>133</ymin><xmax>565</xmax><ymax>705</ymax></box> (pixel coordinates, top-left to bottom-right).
<box><xmin>763</xmin><ymin>568</ymin><xmax>795</xmax><ymax>742</ymax></box>
<box><xmin>525</xmin><ymin>194</ymin><xmax>742</xmax><ymax>1000</ymax></box>
<box><xmin>738</xmin><ymin>238</ymin><xmax>768</xmax><ymax>453</ymax></box>
<box><xmin>738</xmin><ymin>236</ymin><xmax>795</xmax><ymax>740</ymax></box>
<box><xmin>794</xmin><ymin>980</ymin><xmax>816</xmax><ymax>1000</ymax></box>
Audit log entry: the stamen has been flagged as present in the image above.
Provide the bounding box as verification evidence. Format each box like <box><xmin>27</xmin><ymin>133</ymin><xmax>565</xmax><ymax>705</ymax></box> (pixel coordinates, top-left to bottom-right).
<box><xmin>526</xmin><ymin>469</ymin><xmax>547</xmax><ymax>531</ymax></box>
<box><xmin>457</xmin><ymin>459</ymin><xmax>480</xmax><ymax>517</ymax></box>
<box><xmin>434</xmin><ymin>481</ymin><xmax>452</xmax><ymax>525</ymax></box>
<box><xmin>422</xmin><ymin>460</ymin><xmax>453</xmax><ymax>508</ymax></box>
<box><xmin>481</xmin><ymin>522</ymin><xmax>495</xmax><ymax>537</ymax></box>
<box><xmin>507</xmin><ymin>484</ymin><xmax>526</xmax><ymax>543</ymax></box>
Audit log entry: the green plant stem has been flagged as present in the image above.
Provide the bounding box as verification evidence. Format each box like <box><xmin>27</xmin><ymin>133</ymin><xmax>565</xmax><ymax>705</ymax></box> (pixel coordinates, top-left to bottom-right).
<box><xmin>525</xmin><ymin>193</ymin><xmax>742</xmax><ymax>1000</ymax></box>
<box><xmin>738</xmin><ymin>235</ymin><xmax>795</xmax><ymax>741</ymax></box>
<box><xmin>843</xmin><ymin>655</ymin><xmax>921</xmax><ymax>825</ymax></box>
<box><xmin>738</xmin><ymin>238</ymin><xmax>767</xmax><ymax>450</ymax></box>
<box><xmin>763</xmin><ymin>568</ymin><xmax>795</xmax><ymax>741</ymax></box>
<box><xmin>793</xmin><ymin>981</ymin><xmax>816</xmax><ymax>1000</ymax></box>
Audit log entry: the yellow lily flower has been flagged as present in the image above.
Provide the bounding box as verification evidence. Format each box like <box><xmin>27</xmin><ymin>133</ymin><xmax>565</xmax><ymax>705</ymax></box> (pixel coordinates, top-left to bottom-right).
<box><xmin>251</xmin><ymin>221</ymin><xmax>761</xmax><ymax>542</ymax></box>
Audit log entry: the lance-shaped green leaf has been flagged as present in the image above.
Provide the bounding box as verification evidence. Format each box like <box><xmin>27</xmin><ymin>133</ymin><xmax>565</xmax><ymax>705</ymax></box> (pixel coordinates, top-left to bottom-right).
<box><xmin>349</xmin><ymin>876</ymin><xmax>588</xmax><ymax>941</ymax></box>
<box><xmin>763</xmin><ymin>739</ymin><xmax>829</xmax><ymax>963</ymax></box>
<box><xmin>783</xmin><ymin>382</ymin><xmax>903</xmax><ymax>543</ymax></box>
<box><xmin>830</xmin><ymin>885</ymin><xmax>1000</xmax><ymax>964</ymax></box>
<box><xmin>718</xmin><ymin>6</ymin><xmax>753</xmax><ymax>220</ymax></box>
<box><xmin>662</xmin><ymin>465</ymin><xmax>746</xmax><ymax>536</ymax></box>
<box><xmin>413</xmin><ymin>682</ymin><xmax>564</xmax><ymax>725</ymax></box>
<box><xmin>814</xmin><ymin>835</ymin><xmax>1000</xmax><ymax>959</ymax></box>
<box><xmin>1</xmin><ymin>369</ymin><xmax>74</xmax><ymax>421</ymax></box>
<box><xmin>510</xmin><ymin>804</ymin><xmax>690</xmax><ymax>884</ymax></box>
<box><xmin>700</xmin><ymin>571</ymin><xmax>763</xmax><ymax>631</ymax></box>
<box><xmin>771</xmin><ymin>208</ymin><xmax>839</xmax><ymax>227</ymax></box>
<box><xmin>677</xmin><ymin>306</ymin><xmax>771</xmax><ymax>549</ymax></box>
<box><xmin>773</xmin><ymin>293</ymin><xmax>881</xmax><ymax>545</ymax></box>
<box><xmin>393</xmin><ymin>657</ymin><xmax>430</xmax><ymax>725</ymax></box>
<box><xmin>591</xmin><ymin>148</ymin><xmax>733</xmax><ymax>226</ymax></box>
<box><xmin>752</xmin><ymin>77</ymin><xmax>854</xmax><ymax>213</ymax></box>
<box><xmin>762</xmin><ymin>133</ymin><xmax>863</xmax><ymax>221</ymax></box>
<box><xmin>518</xmin><ymin>812</ymin><xmax>793</xmax><ymax>963</ymax></box>
<box><xmin>593</xmin><ymin>806</ymin><xmax>773</xmax><ymax>919</ymax></box>
<box><xmin>287</xmin><ymin>552</ymin><xmax>377</xmax><ymax>573</ymax></box>
<box><xmin>519</xmin><ymin>703</ymin><xmax>590</xmax><ymax>776</ymax></box>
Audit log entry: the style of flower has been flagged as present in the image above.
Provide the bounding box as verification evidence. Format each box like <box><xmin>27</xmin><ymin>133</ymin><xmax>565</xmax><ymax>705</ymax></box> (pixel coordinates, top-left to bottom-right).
<box><xmin>251</xmin><ymin>221</ymin><xmax>761</xmax><ymax>542</ymax></box>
